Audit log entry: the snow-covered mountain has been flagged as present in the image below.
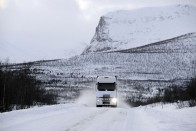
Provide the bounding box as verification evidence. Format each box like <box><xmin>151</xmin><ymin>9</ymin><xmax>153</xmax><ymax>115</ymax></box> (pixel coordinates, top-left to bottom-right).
<box><xmin>7</xmin><ymin>5</ymin><xmax>196</xmax><ymax>101</ymax></box>
<box><xmin>83</xmin><ymin>4</ymin><xmax>196</xmax><ymax>54</ymax></box>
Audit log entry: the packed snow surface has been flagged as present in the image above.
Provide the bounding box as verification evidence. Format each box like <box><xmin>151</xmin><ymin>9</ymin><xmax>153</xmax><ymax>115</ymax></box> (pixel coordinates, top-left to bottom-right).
<box><xmin>1</xmin><ymin>103</ymin><xmax>196</xmax><ymax>131</ymax></box>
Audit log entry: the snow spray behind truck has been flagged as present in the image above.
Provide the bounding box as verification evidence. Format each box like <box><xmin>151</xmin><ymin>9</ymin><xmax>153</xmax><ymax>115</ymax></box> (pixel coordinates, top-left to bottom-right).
<box><xmin>96</xmin><ymin>76</ymin><xmax>117</xmax><ymax>107</ymax></box>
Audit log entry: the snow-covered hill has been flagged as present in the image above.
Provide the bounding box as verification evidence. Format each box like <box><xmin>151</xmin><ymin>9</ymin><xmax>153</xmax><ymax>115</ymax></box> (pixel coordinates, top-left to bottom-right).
<box><xmin>83</xmin><ymin>4</ymin><xmax>196</xmax><ymax>54</ymax></box>
<box><xmin>34</xmin><ymin>32</ymin><xmax>196</xmax><ymax>82</ymax></box>
<box><xmin>17</xmin><ymin>32</ymin><xmax>194</xmax><ymax>101</ymax></box>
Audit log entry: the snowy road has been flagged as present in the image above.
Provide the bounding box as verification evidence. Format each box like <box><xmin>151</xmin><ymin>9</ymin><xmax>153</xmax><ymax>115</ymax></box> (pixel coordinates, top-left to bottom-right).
<box><xmin>0</xmin><ymin>103</ymin><xmax>196</xmax><ymax>131</ymax></box>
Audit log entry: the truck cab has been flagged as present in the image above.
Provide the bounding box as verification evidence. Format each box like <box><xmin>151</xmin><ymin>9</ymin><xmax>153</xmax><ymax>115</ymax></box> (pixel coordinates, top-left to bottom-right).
<box><xmin>96</xmin><ymin>76</ymin><xmax>117</xmax><ymax>107</ymax></box>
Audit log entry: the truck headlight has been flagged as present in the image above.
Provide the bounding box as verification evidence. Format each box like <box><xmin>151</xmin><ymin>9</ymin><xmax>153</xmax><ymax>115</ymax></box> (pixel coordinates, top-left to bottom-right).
<box><xmin>112</xmin><ymin>98</ymin><xmax>117</xmax><ymax>103</ymax></box>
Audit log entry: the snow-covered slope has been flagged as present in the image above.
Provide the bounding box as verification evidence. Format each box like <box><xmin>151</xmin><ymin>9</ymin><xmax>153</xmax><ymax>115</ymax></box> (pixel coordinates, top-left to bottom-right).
<box><xmin>117</xmin><ymin>32</ymin><xmax>196</xmax><ymax>53</ymax></box>
<box><xmin>36</xmin><ymin>33</ymin><xmax>196</xmax><ymax>81</ymax></box>
<box><xmin>83</xmin><ymin>4</ymin><xmax>196</xmax><ymax>54</ymax></box>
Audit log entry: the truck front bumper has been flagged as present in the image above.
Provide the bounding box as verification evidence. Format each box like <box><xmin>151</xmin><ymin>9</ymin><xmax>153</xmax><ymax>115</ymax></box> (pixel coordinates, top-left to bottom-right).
<box><xmin>96</xmin><ymin>97</ymin><xmax>117</xmax><ymax>106</ymax></box>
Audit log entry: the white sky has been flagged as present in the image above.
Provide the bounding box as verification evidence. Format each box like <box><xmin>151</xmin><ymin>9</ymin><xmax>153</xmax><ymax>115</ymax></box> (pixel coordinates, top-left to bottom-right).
<box><xmin>0</xmin><ymin>0</ymin><xmax>196</xmax><ymax>63</ymax></box>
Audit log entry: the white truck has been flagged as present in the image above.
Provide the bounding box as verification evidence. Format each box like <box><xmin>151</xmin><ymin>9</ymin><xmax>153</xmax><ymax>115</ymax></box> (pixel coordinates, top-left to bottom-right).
<box><xmin>96</xmin><ymin>76</ymin><xmax>117</xmax><ymax>107</ymax></box>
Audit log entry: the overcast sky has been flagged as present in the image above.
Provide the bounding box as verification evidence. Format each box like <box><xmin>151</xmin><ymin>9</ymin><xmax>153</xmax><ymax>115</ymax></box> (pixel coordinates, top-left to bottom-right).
<box><xmin>0</xmin><ymin>0</ymin><xmax>196</xmax><ymax>63</ymax></box>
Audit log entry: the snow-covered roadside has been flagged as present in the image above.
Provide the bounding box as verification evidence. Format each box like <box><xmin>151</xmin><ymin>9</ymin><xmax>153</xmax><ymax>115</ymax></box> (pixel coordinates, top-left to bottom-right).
<box><xmin>0</xmin><ymin>103</ymin><xmax>196</xmax><ymax>131</ymax></box>
<box><xmin>125</xmin><ymin>104</ymin><xmax>196</xmax><ymax>131</ymax></box>
<box><xmin>0</xmin><ymin>104</ymin><xmax>107</xmax><ymax>131</ymax></box>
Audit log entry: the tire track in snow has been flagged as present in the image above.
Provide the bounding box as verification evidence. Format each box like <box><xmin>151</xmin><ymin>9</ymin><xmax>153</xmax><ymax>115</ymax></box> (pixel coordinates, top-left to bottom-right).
<box><xmin>65</xmin><ymin>108</ymin><xmax>128</xmax><ymax>131</ymax></box>
<box><xmin>65</xmin><ymin>108</ymin><xmax>109</xmax><ymax>131</ymax></box>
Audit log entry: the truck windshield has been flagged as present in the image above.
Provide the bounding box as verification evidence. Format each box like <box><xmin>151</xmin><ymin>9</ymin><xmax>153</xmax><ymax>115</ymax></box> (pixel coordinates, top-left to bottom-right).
<box><xmin>97</xmin><ymin>83</ymin><xmax>115</xmax><ymax>91</ymax></box>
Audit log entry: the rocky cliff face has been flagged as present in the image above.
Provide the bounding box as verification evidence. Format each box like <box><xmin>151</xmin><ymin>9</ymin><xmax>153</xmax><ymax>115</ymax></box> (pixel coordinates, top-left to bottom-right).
<box><xmin>83</xmin><ymin>4</ymin><xmax>196</xmax><ymax>54</ymax></box>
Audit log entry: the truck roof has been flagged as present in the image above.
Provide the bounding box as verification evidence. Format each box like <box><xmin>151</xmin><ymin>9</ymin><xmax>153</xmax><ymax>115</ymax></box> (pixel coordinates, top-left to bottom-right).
<box><xmin>97</xmin><ymin>76</ymin><xmax>116</xmax><ymax>83</ymax></box>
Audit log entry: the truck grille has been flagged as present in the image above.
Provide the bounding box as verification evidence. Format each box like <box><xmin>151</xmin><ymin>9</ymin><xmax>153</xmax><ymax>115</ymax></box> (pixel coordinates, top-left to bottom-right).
<box><xmin>102</xmin><ymin>94</ymin><xmax>111</xmax><ymax>105</ymax></box>
<box><xmin>103</xmin><ymin>98</ymin><xmax>110</xmax><ymax>101</ymax></box>
<box><xmin>102</xmin><ymin>97</ymin><xmax>110</xmax><ymax>105</ymax></box>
